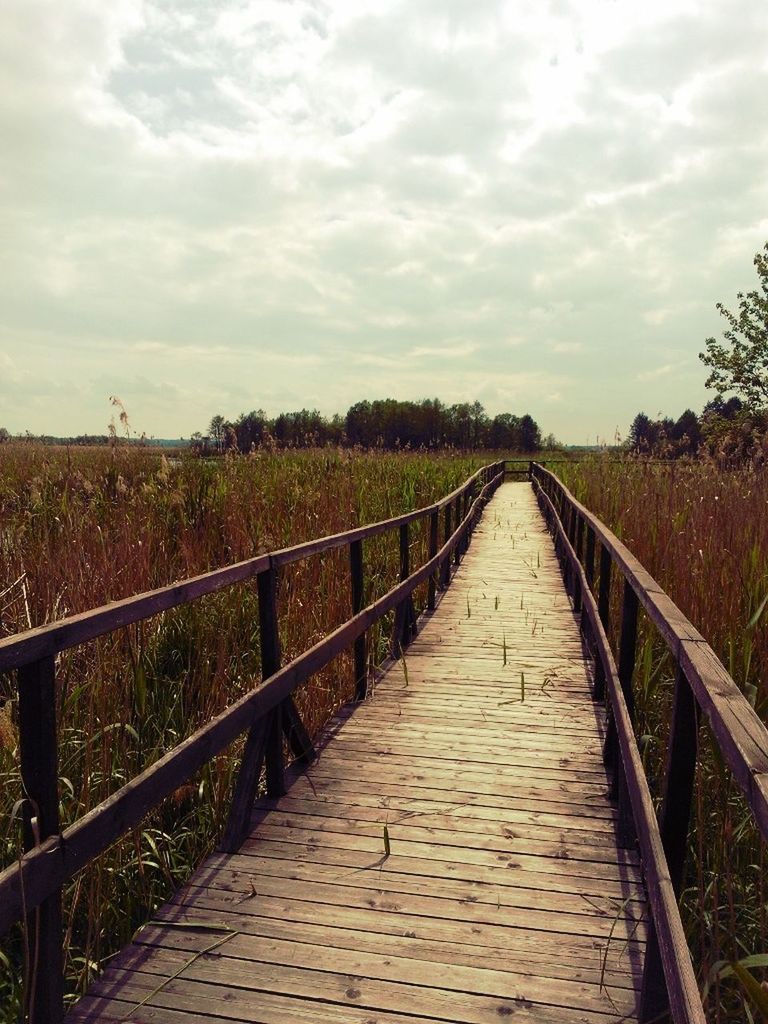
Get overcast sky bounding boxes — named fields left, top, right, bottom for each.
left=1, top=0, right=767, bottom=443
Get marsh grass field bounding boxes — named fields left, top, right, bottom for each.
left=557, top=458, right=768, bottom=1021
left=0, top=445, right=767, bottom=1021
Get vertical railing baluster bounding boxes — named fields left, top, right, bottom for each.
left=428, top=509, right=439, bottom=610
left=572, top=514, right=583, bottom=616
left=350, top=538, right=367, bottom=699
left=585, top=525, right=596, bottom=589
left=258, top=565, right=284, bottom=797
left=453, top=497, right=461, bottom=566
left=598, top=546, right=612, bottom=629
left=392, top=522, right=415, bottom=655
left=18, top=655, right=64, bottom=1024
left=639, top=663, right=700, bottom=1022
left=607, top=580, right=639, bottom=847
left=442, top=502, right=452, bottom=586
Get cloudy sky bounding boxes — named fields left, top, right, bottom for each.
left=1, top=0, right=767, bottom=443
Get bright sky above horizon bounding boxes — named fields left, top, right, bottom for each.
left=1, top=1, right=767, bottom=443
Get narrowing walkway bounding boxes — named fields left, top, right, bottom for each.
left=71, top=483, right=645, bottom=1023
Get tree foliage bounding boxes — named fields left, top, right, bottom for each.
left=700, top=242, right=768, bottom=409
left=203, top=398, right=546, bottom=453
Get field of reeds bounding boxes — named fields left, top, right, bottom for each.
left=2, top=447, right=766, bottom=1022
left=0, top=444, right=488, bottom=1019
left=556, top=457, right=768, bottom=1022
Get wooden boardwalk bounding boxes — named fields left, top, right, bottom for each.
left=71, top=482, right=646, bottom=1024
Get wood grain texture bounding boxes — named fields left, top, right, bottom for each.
left=67, top=483, right=645, bottom=1023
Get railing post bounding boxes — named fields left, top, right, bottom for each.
left=18, top=655, right=64, bottom=1024
left=428, top=509, right=439, bottom=610
left=453, top=498, right=461, bottom=566
left=598, top=545, right=611, bottom=628
left=465, top=482, right=476, bottom=549
left=461, top=488, right=470, bottom=554
left=350, top=538, right=367, bottom=699
left=441, top=502, right=452, bottom=586
left=639, top=663, right=701, bottom=1022
left=606, top=580, right=639, bottom=847
left=258, top=566, right=285, bottom=797
left=392, top=522, right=416, bottom=655
left=585, top=525, right=596, bottom=588
left=575, top=513, right=584, bottom=562
left=562, top=502, right=573, bottom=593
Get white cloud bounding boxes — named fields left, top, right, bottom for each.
left=0, top=0, right=766, bottom=441
left=637, top=363, right=677, bottom=382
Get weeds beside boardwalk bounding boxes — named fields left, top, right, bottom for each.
left=0, top=444, right=485, bottom=1018
left=558, top=457, right=768, bottom=1022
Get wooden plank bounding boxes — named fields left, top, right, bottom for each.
left=147, top=903, right=642, bottom=988
left=250, top=808, right=640, bottom=880
left=129, top=924, right=638, bottom=1016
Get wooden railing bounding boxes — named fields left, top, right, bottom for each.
left=530, top=462, right=768, bottom=1024
left=0, top=461, right=505, bottom=1023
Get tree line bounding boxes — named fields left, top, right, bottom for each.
left=201, top=399, right=548, bottom=453
left=626, top=396, right=762, bottom=458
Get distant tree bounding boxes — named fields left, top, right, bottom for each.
left=629, top=412, right=654, bottom=452
left=702, top=394, right=743, bottom=420
left=519, top=414, right=541, bottom=452
left=234, top=409, right=268, bottom=452
left=700, top=242, right=768, bottom=409
left=671, top=409, right=701, bottom=455
left=0, top=427, right=10, bottom=443
left=209, top=414, right=227, bottom=452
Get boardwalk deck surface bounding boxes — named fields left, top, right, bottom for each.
left=71, top=483, right=645, bottom=1024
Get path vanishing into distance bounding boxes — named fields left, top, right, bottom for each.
left=70, top=482, right=645, bottom=1024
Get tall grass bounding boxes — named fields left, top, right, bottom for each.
left=0, top=444, right=485, bottom=1019
left=557, top=457, right=768, bottom=1022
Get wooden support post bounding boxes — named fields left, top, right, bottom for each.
left=562, top=504, right=572, bottom=593
left=264, top=704, right=284, bottom=797
left=453, top=498, right=461, bottom=566
left=598, top=545, right=612, bottom=626
left=281, top=694, right=316, bottom=764
left=639, top=664, right=700, bottom=1022
left=220, top=714, right=269, bottom=852
left=465, top=483, right=476, bottom=548
left=608, top=581, right=639, bottom=845
left=18, top=655, right=64, bottom=1024
left=223, top=563, right=286, bottom=848
left=427, top=509, right=439, bottom=610
left=585, top=526, right=596, bottom=588
left=257, top=567, right=284, bottom=796
left=566, top=504, right=576, bottom=546
left=392, top=522, right=415, bottom=655
left=441, top=503, right=452, bottom=586
left=350, top=539, right=367, bottom=699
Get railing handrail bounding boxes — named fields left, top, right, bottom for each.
left=530, top=462, right=768, bottom=838
left=0, top=463, right=494, bottom=673
left=530, top=461, right=768, bottom=1024
left=0, top=461, right=506, bottom=1024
